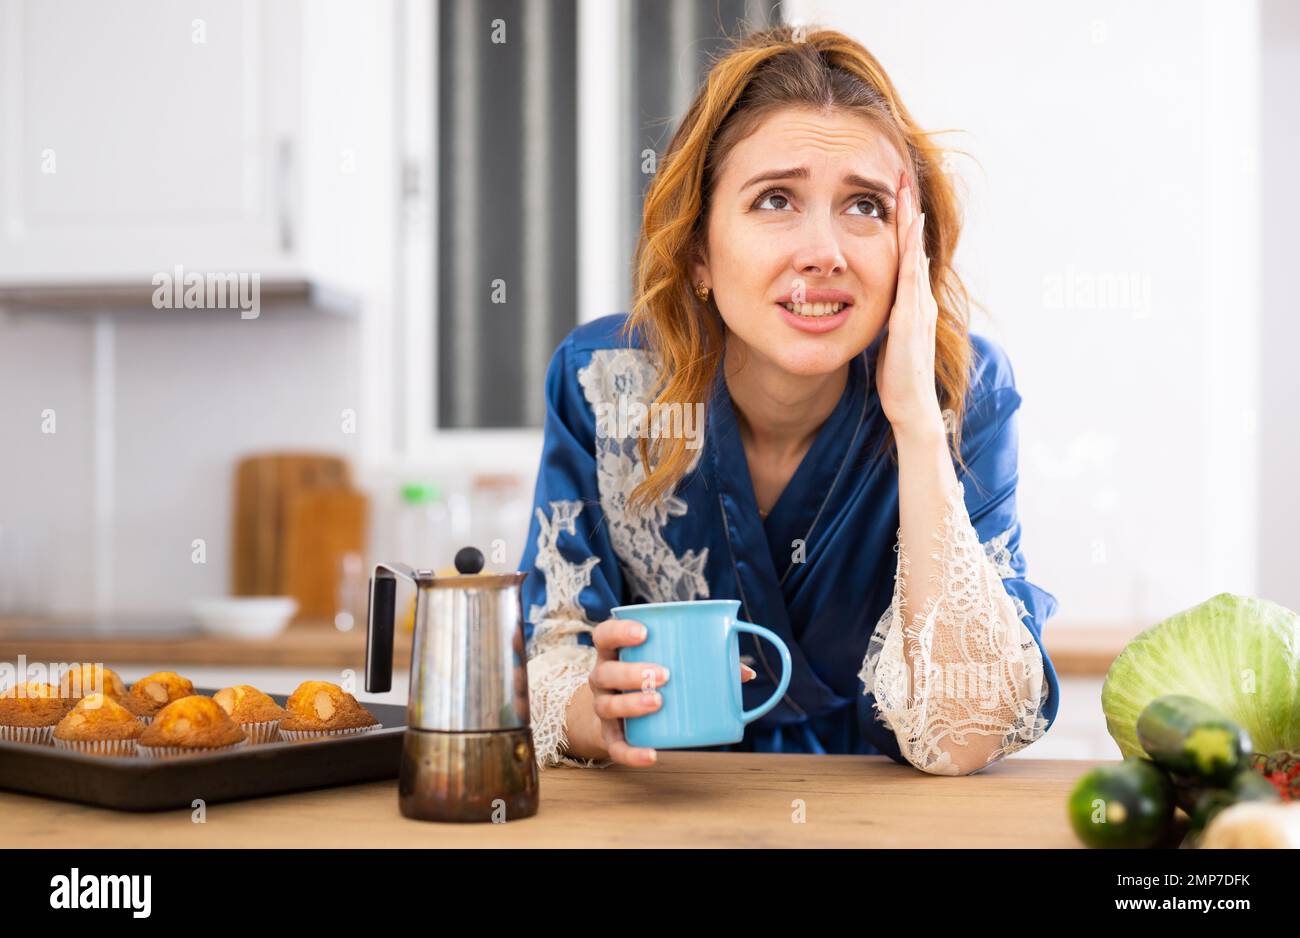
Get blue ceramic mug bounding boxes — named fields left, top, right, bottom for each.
left=611, top=599, right=792, bottom=749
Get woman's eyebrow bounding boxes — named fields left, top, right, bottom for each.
left=740, top=167, right=896, bottom=199
left=843, top=174, right=896, bottom=201
left=741, top=167, right=811, bottom=190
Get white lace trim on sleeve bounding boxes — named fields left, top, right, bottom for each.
left=525, top=349, right=716, bottom=769
left=527, top=641, right=612, bottom=769
left=526, top=498, right=612, bottom=769
left=577, top=348, right=710, bottom=604
left=858, top=481, right=1050, bottom=776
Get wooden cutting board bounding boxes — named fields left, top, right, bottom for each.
left=231, top=453, right=354, bottom=599
left=280, top=488, right=369, bottom=621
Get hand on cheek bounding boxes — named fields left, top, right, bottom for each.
left=875, top=168, right=944, bottom=439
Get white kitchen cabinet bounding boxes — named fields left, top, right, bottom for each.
left=0, top=0, right=303, bottom=281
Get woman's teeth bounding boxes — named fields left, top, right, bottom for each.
left=780, top=301, right=846, bottom=317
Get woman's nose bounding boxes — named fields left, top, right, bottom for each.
left=792, top=218, right=847, bottom=277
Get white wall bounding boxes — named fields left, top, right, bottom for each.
left=1258, top=0, right=1300, bottom=613
left=0, top=307, right=362, bottom=617
left=787, top=0, right=1263, bottom=629
left=0, top=315, right=95, bottom=614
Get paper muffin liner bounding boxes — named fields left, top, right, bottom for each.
left=240, top=719, right=282, bottom=744
left=137, top=737, right=250, bottom=760
left=0, top=724, right=56, bottom=746
left=52, top=736, right=139, bottom=757
left=279, top=724, right=381, bottom=742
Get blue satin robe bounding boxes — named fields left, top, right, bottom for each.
left=518, top=313, right=1061, bottom=766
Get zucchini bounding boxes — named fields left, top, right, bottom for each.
left=1068, top=757, right=1175, bottom=849
left=1136, top=694, right=1252, bottom=785
left=1188, top=767, right=1281, bottom=835
left=1166, top=770, right=1205, bottom=814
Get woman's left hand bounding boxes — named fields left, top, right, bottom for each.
left=875, top=169, right=946, bottom=441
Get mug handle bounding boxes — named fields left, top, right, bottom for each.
left=729, top=620, right=792, bottom=724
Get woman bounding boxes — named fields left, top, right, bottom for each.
left=519, top=25, right=1059, bottom=776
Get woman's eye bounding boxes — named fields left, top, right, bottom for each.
left=752, top=189, right=888, bottom=219
left=847, top=196, right=885, bottom=219
left=754, top=189, right=791, bottom=211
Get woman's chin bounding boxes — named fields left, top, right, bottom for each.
left=757, top=337, right=859, bottom=377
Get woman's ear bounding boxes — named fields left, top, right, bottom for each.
left=689, top=247, right=710, bottom=292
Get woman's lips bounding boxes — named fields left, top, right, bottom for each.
left=776, top=302, right=853, bottom=334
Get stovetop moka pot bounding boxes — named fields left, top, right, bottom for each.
left=365, top=546, right=538, bottom=822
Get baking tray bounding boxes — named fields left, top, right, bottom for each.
left=0, top=688, right=406, bottom=812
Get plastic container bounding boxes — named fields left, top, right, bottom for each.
left=468, top=474, right=531, bottom=572
left=396, top=482, right=451, bottom=572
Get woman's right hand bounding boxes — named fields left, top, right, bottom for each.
left=568, top=617, right=757, bottom=767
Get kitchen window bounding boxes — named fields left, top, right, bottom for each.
left=399, top=0, right=782, bottom=466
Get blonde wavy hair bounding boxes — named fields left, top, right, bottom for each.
left=622, top=23, right=974, bottom=516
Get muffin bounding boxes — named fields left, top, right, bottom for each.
left=213, top=684, right=287, bottom=743
left=280, top=681, right=380, bottom=741
left=58, top=663, right=129, bottom=705
left=138, top=695, right=248, bottom=758
left=0, top=681, right=71, bottom=745
left=126, top=671, right=195, bottom=724
left=52, top=693, right=144, bottom=756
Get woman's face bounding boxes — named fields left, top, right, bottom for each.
left=693, top=106, right=909, bottom=377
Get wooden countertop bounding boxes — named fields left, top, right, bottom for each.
left=1044, top=626, right=1135, bottom=677
left=0, top=618, right=1125, bottom=676
left=0, top=752, right=1094, bottom=848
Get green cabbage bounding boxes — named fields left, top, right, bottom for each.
left=1102, top=593, right=1300, bottom=758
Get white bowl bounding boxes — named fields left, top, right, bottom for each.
left=190, top=597, right=298, bottom=639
